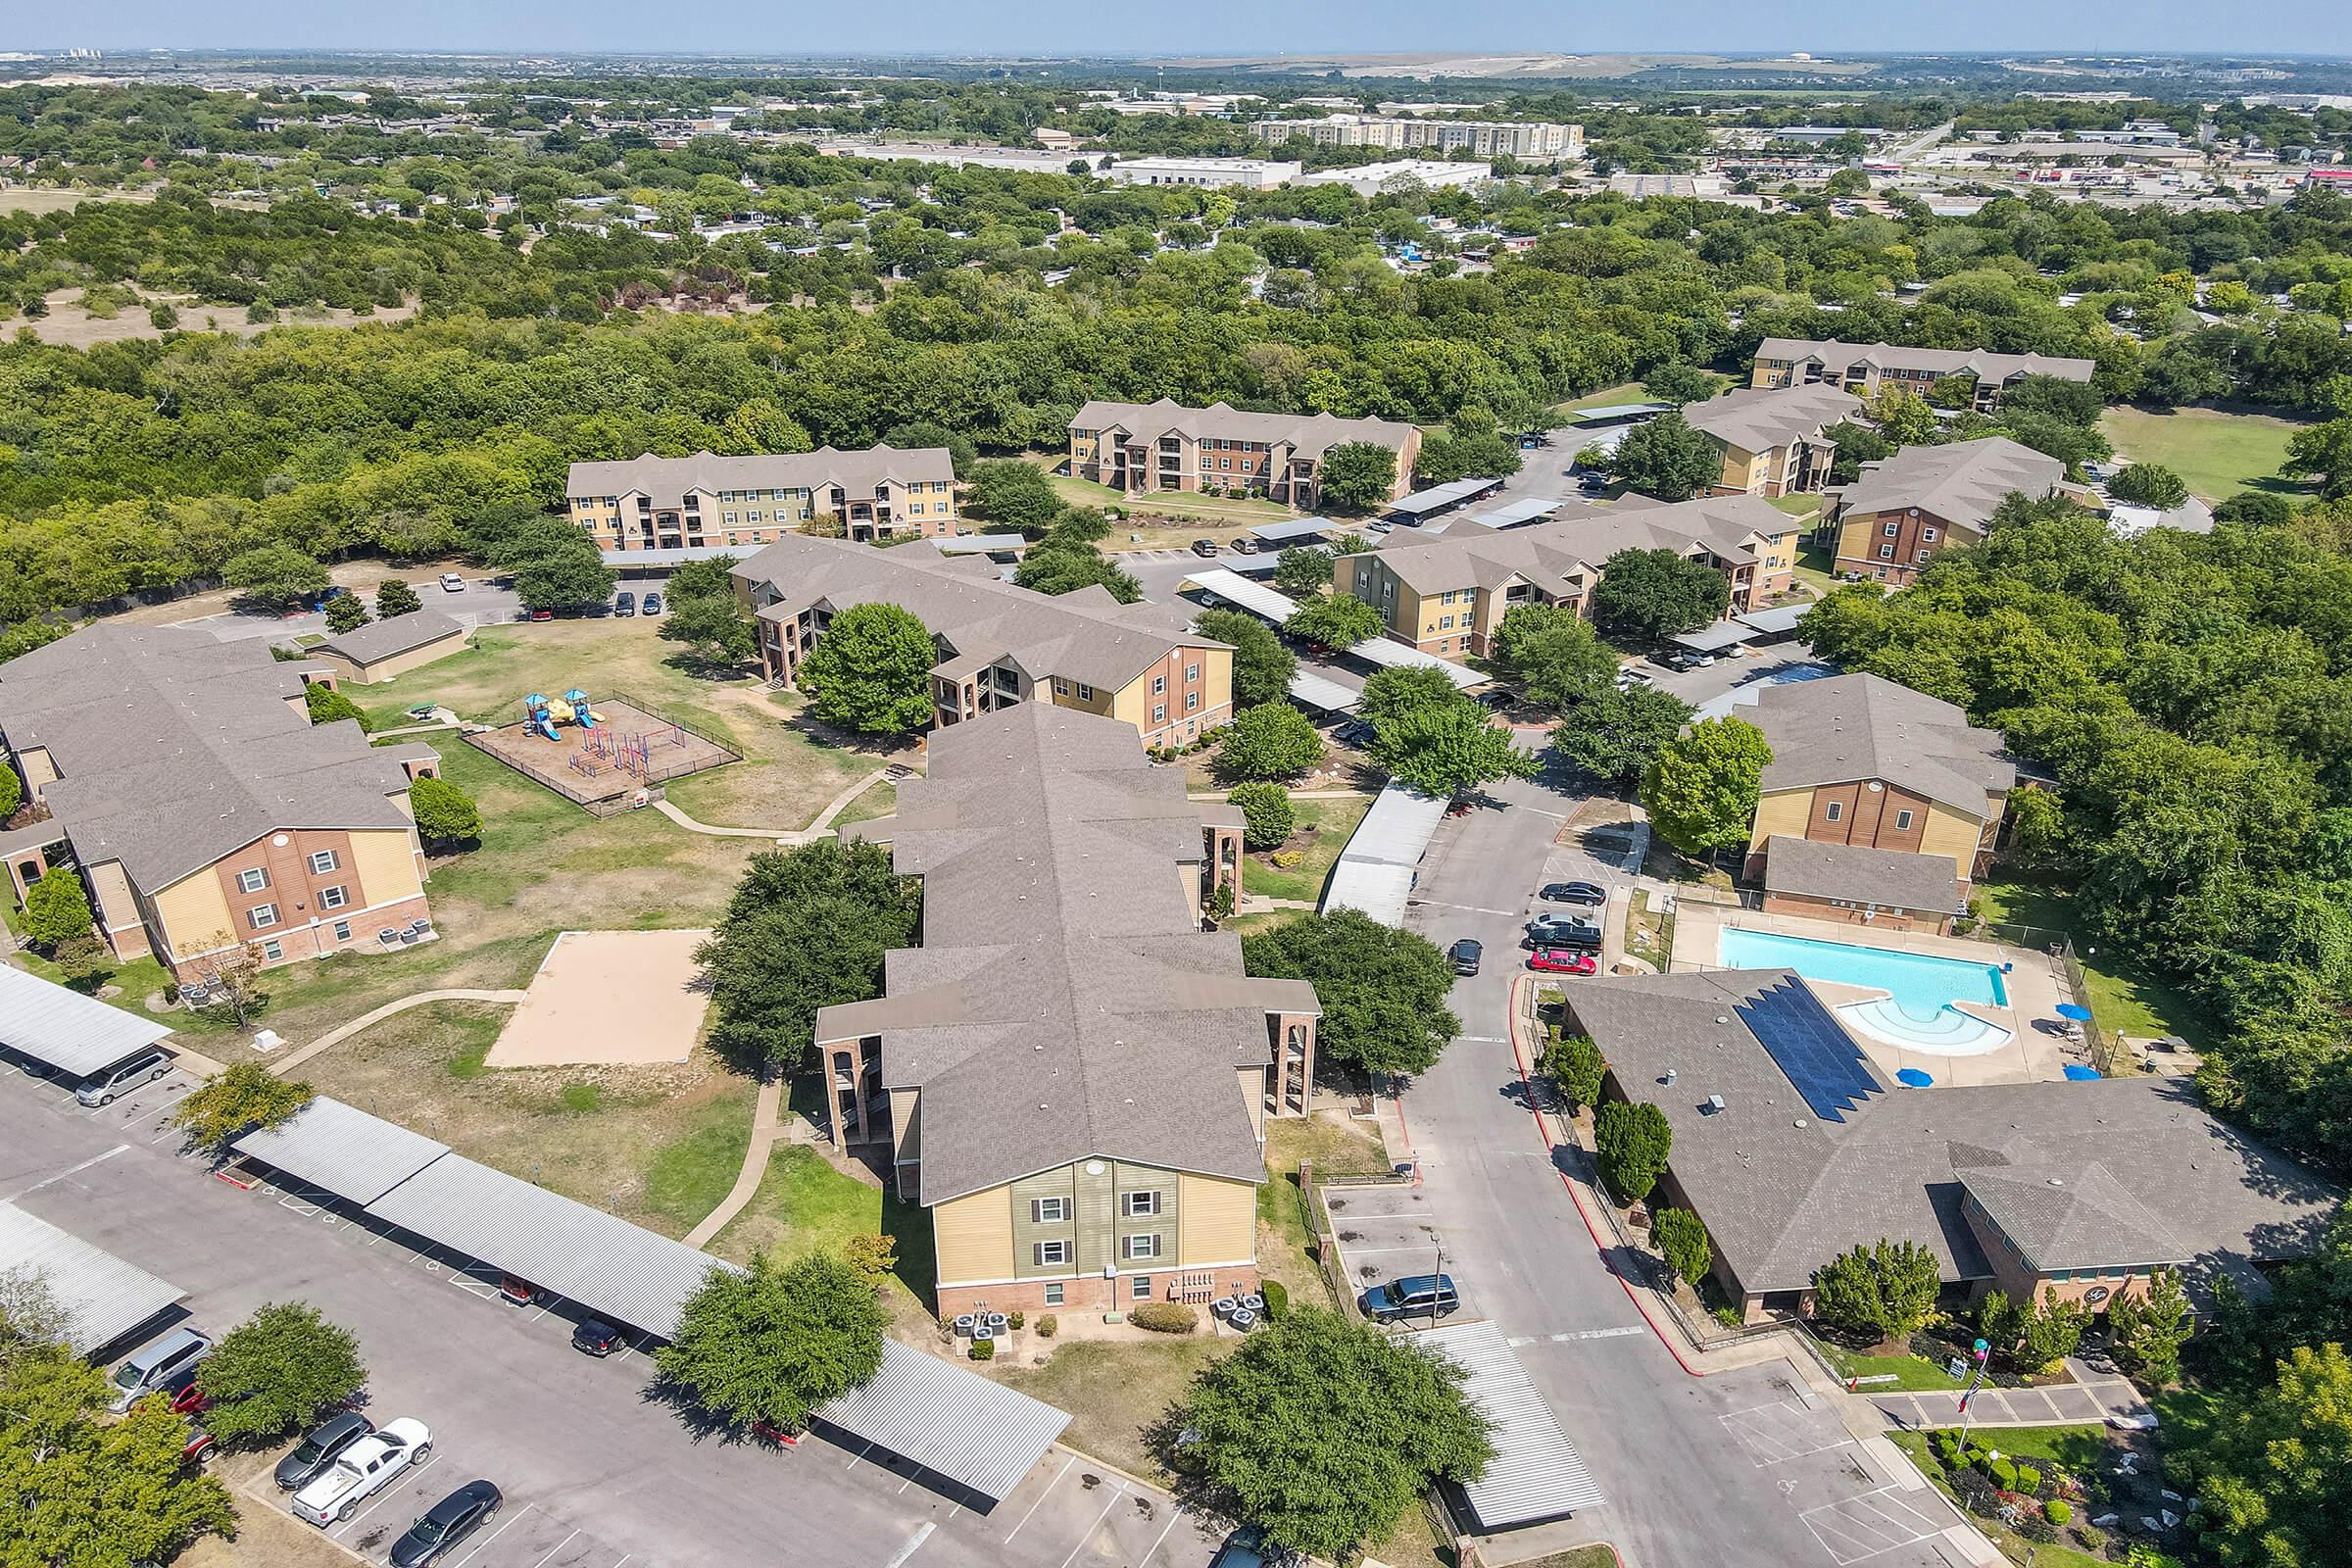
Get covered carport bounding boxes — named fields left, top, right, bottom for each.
left=1346, top=637, right=1485, bottom=691
left=1288, top=668, right=1363, bottom=715
left=1246, top=516, right=1344, bottom=548
left=1733, top=602, right=1812, bottom=644
left=1322, top=782, right=1449, bottom=927
left=0, top=1200, right=185, bottom=1354
left=932, top=532, right=1031, bottom=557
left=1406, top=1319, right=1605, bottom=1533
left=1384, top=476, right=1505, bottom=524
left=0, top=962, right=175, bottom=1085
left=1667, top=618, right=1762, bottom=658
left=1179, top=566, right=1298, bottom=626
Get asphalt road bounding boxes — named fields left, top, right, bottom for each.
left=0, top=1057, right=1226, bottom=1568
left=1390, top=746, right=1970, bottom=1568
left=179, top=578, right=526, bottom=645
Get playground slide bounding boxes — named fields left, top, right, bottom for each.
left=530, top=712, right=560, bottom=742
left=565, top=689, right=598, bottom=729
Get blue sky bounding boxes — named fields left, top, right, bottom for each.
left=23, top=2, right=2352, bottom=59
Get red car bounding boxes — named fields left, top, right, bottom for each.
left=1527, top=949, right=1597, bottom=976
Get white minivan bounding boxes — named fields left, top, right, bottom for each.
left=110, top=1327, right=212, bottom=1412
left=76, top=1048, right=172, bottom=1106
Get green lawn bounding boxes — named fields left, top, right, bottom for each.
left=1554, top=382, right=1649, bottom=415
left=993, top=1338, right=1229, bottom=1481
left=1886, top=1427, right=2122, bottom=1568
left=1975, top=876, right=2213, bottom=1050
left=1241, top=795, right=1373, bottom=903
left=2099, top=403, right=2319, bottom=505
left=708, top=1143, right=937, bottom=1304
left=1818, top=1339, right=1978, bottom=1393
left=1036, top=461, right=1300, bottom=531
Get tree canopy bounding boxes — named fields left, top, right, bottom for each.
left=196, top=1301, right=368, bottom=1446
left=1813, top=1240, right=1943, bottom=1344
left=1486, top=601, right=1620, bottom=710
left=1590, top=547, right=1733, bottom=642
left=170, top=1062, right=312, bottom=1154
left=1283, top=592, right=1384, bottom=651
left=655, top=1250, right=886, bottom=1436
left=1243, top=909, right=1461, bottom=1077
left=1318, top=442, right=1399, bottom=514
left=1367, top=702, right=1539, bottom=799
left=1607, top=411, right=1724, bottom=501
left=1194, top=609, right=1296, bottom=708
left=1552, top=681, right=1693, bottom=786
left=1212, top=702, right=1326, bottom=784
left=1642, top=715, right=1771, bottom=858
left=797, top=602, right=937, bottom=735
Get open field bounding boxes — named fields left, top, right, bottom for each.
left=1975, top=876, right=2213, bottom=1049
left=2099, top=403, right=2317, bottom=504
left=4, top=284, right=417, bottom=348
left=707, top=1143, right=937, bottom=1308
left=1241, top=794, right=1374, bottom=903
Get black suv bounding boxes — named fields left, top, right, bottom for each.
left=1358, top=1274, right=1461, bottom=1324
left=273, top=1411, right=373, bottom=1491
left=1526, top=914, right=1603, bottom=951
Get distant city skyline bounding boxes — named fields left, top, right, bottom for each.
left=15, top=2, right=2352, bottom=61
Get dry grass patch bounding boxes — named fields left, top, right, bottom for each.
left=991, top=1338, right=1231, bottom=1481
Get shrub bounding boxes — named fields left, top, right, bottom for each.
left=1228, top=781, right=1297, bottom=852
left=2016, top=1513, right=2058, bottom=1544
left=1270, top=849, right=1305, bottom=868
left=1036, top=1314, right=1057, bottom=1339
left=1652, top=1206, right=1712, bottom=1288
left=1592, top=1100, right=1672, bottom=1203
left=969, top=1339, right=995, bottom=1361
left=1006, top=1310, right=1025, bottom=1330
left=1931, top=1431, right=1960, bottom=1464
left=2015, top=1465, right=2042, bottom=1494
left=1949, top=1467, right=1998, bottom=1516
left=1260, top=1280, right=1290, bottom=1321
left=1988, top=1457, right=2019, bottom=1492
left=2045, top=1499, right=2072, bottom=1526
left=1130, top=1301, right=1198, bottom=1335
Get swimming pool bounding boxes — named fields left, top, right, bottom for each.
left=1717, top=927, right=2014, bottom=1055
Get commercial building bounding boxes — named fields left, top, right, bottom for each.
left=1251, top=115, right=1583, bottom=161
left=1295, top=160, right=1494, bottom=197
left=311, top=610, right=469, bottom=685
left=565, top=446, right=960, bottom=551
left=1681, top=383, right=1862, bottom=498
left=1741, top=672, right=2016, bottom=925
left=730, top=534, right=1234, bottom=751
left=1750, top=339, right=2096, bottom=413
left=1069, top=398, right=1420, bottom=511
left=813, top=704, right=1320, bottom=1318
left=1106, top=156, right=1300, bottom=189
left=1828, top=436, right=2070, bottom=585
left=1338, top=495, right=1801, bottom=657
left=0, top=626, right=439, bottom=981
left=1563, top=969, right=2340, bottom=1322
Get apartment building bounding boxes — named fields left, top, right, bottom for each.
left=564, top=446, right=959, bottom=551
left=1338, top=495, right=1800, bottom=657
left=1681, top=383, right=1861, bottom=498
left=1251, top=115, right=1584, bottom=161
left=812, top=703, right=1320, bottom=1318
left=1750, top=338, right=2096, bottom=412
left=0, top=627, right=440, bottom=982
left=1069, top=399, right=1420, bottom=512
left=1741, top=672, right=2017, bottom=930
left=1828, top=436, right=2070, bottom=586
left=731, top=534, right=1234, bottom=752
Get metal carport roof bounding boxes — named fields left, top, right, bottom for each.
left=1466, top=497, right=1568, bottom=530
left=1247, top=516, right=1343, bottom=545
left=815, top=1340, right=1070, bottom=1505
left=931, top=533, right=1030, bottom=555
left=232, top=1096, right=450, bottom=1205
left=1669, top=618, right=1760, bottom=654
left=0, top=963, right=175, bottom=1079
left=1385, top=476, right=1502, bottom=518
left=1181, top=567, right=1300, bottom=626
left=1734, top=602, right=1811, bottom=637
left=1288, top=669, right=1362, bottom=713
left=0, top=1200, right=185, bottom=1354
left=1407, top=1319, right=1605, bottom=1528
left=1322, top=782, right=1448, bottom=927
left=1346, top=637, right=1485, bottom=691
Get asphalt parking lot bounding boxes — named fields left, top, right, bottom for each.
left=1321, top=1182, right=1450, bottom=1313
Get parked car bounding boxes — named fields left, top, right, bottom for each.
left=1229, top=536, right=1260, bottom=555
left=641, top=593, right=662, bottom=615
left=1662, top=648, right=1715, bottom=671
left=389, top=1480, right=502, bottom=1567
left=275, top=1411, right=376, bottom=1492
left=438, top=573, right=466, bottom=593
left=1358, top=1273, right=1461, bottom=1324
left=1210, top=1527, right=1281, bottom=1568
left=1615, top=666, right=1652, bottom=688
left=1527, top=949, right=1598, bottom=976
left=1541, top=880, right=1607, bottom=906
left=1525, top=914, right=1603, bottom=950
left=1191, top=538, right=1220, bottom=557
left=613, top=591, right=636, bottom=617
left=110, top=1328, right=212, bottom=1413
left=76, top=1048, right=172, bottom=1106
left=290, top=1417, right=432, bottom=1526
left=528, top=609, right=553, bottom=622
left=181, top=1420, right=218, bottom=1466
left=1447, top=938, right=1482, bottom=977
left=1333, top=719, right=1378, bottom=749
left=570, top=1319, right=624, bottom=1357
left=157, top=1362, right=212, bottom=1415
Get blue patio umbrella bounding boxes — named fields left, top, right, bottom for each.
left=1895, top=1067, right=1935, bottom=1088
left=2055, top=1003, right=2094, bottom=1022
left=2063, top=1064, right=2102, bottom=1081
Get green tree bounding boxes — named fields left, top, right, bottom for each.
left=1167, top=1307, right=1493, bottom=1563
left=655, top=1250, right=885, bottom=1435
left=304, top=681, right=373, bottom=730
left=1642, top=716, right=1768, bottom=858
left=1227, top=782, right=1295, bottom=852
left=491, top=518, right=617, bottom=612
left=964, top=460, right=1065, bottom=535
left=1652, top=1206, right=1712, bottom=1288
left=1317, top=442, right=1399, bottom=515
left=1195, top=609, right=1296, bottom=707
left=2104, top=1268, right=2190, bottom=1385
left=2180, top=1343, right=2352, bottom=1568
left=1814, top=1240, right=1942, bottom=1344
left=660, top=591, right=758, bottom=665
left=1643, top=365, right=1719, bottom=405
left=0, top=1268, right=73, bottom=1356
left=1591, top=548, right=1732, bottom=642
left=1212, top=703, right=1327, bottom=783
left=1487, top=602, right=1618, bottom=710
left=224, top=544, right=330, bottom=606
left=665, top=556, right=743, bottom=603
left=1243, top=909, right=1460, bottom=1078
left=322, top=594, right=369, bottom=634
left=1355, top=665, right=1467, bottom=728
left=1593, top=1101, right=1672, bottom=1203
left=881, top=420, right=977, bottom=476
left=22, top=867, right=92, bottom=949
left=1825, top=419, right=1895, bottom=485
left=1367, top=703, right=1539, bottom=799
left=1607, top=411, right=1724, bottom=501
left=798, top=603, right=937, bottom=734
left=1551, top=682, right=1692, bottom=786
left=1980, top=1288, right=2087, bottom=1376
left=196, top=1301, right=367, bottom=1446
left=1539, top=1031, right=1605, bottom=1113
left=717, top=397, right=814, bottom=456
left=1272, top=546, right=1336, bottom=599
left=1283, top=593, right=1383, bottom=650
left=0, top=762, right=21, bottom=821
left=170, top=1062, right=312, bottom=1154
left=2282, top=417, right=2352, bottom=499
left=408, top=773, right=482, bottom=847
left=695, top=839, right=922, bottom=1069
left=374, top=578, right=423, bottom=617
left=1011, top=541, right=1142, bottom=602
left=2109, top=463, right=2189, bottom=511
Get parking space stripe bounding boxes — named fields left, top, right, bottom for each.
left=447, top=1502, right=533, bottom=1568
left=2, top=1143, right=127, bottom=1201
left=526, top=1528, right=581, bottom=1568
left=1056, top=1480, right=1128, bottom=1568
left=1002, top=1454, right=1074, bottom=1544
left=332, top=1450, right=437, bottom=1537
left=1136, top=1503, right=1186, bottom=1566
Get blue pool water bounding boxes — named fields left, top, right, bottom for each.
left=1717, top=927, right=2008, bottom=1022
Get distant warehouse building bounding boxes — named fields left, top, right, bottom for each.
left=1106, top=156, right=1300, bottom=189
left=1253, top=115, right=1583, bottom=161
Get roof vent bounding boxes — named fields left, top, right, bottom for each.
left=1663, top=1067, right=1679, bottom=1086
left=1794, top=1117, right=1809, bottom=1129
left=1704, top=1094, right=1727, bottom=1114
left=1716, top=1015, right=1730, bottom=1025
left=2047, top=1177, right=2065, bottom=1187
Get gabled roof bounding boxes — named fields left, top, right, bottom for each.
left=1365, top=495, right=1795, bottom=598
left=1748, top=672, right=2016, bottom=820
left=565, top=444, right=955, bottom=506
left=1834, top=436, right=2065, bottom=535
left=815, top=705, right=1315, bottom=1204
left=1753, top=338, right=2097, bottom=384
left=1957, top=1158, right=2186, bottom=1273
left=1070, top=397, right=1415, bottom=462
left=0, top=625, right=421, bottom=889
left=316, top=609, right=466, bottom=663
left=1681, top=383, right=1861, bottom=455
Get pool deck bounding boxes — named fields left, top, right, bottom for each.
left=1667, top=902, right=2075, bottom=1086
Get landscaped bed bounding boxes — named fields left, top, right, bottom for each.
left=1243, top=795, right=1374, bottom=904
left=1891, top=1422, right=2170, bottom=1568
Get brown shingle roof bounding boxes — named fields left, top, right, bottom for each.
left=1366, top=495, right=1795, bottom=598
left=1071, top=398, right=1414, bottom=462
left=1752, top=338, right=2097, bottom=385
left=565, top=444, right=954, bottom=508
left=1748, top=672, right=2016, bottom=820
left=1763, top=836, right=1964, bottom=914
left=1681, top=383, right=1861, bottom=454
left=315, top=610, right=466, bottom=663
left=1834, top=437, right=2065, bottom=535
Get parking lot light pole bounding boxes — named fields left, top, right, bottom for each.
left=1430, top=1232, right=1445, bottom=1326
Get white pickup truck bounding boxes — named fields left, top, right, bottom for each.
left=290, top=1417, right=432, bottom=1526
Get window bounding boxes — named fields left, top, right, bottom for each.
left=1054, top=679, right=1069, bottom=696
left=1883, top=521, right=1898, bottom=538
left=1894, top=809, right=1914, bottom=830
left=1922, top=527, right=1938, bottom=542
left=237, top=868, right=270, bottom=895
left=1152, top=705, right=1166, bottom=725
left=260, top=940, right=282, bottom=960
left=1132, top=1274, right=1152, bottom=1299
left=1124, top=1191, right=1161, bottom=1217
left=1076, top=684, right=1093, bottom=702
left=1185, top=662, right=1200, bottom=683
left=1879, top=545, right=1894, bottom=560
left=319, top=885, right=349, bottom=910
left=1033, top=1240, right=1070, bottom=1267
left=1153, top=674, right=1165, bottom=695
left=1185, top=692, right=1200, bottom=713
left=331, top=920, right=352, bottom=943
left=1043, top=1283, right=1064, bottom=1306
left=1123, top=1234, right=1162, bottom=1260
left=1824, top=802, right=1844, bottom=823
left=1030, top=1197, right=1067, bottom=1224
left=249, top=903, right=280, bottom=930
left=309, top=849, right=339, bottom=875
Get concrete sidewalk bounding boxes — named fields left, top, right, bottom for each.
left=1871, top=1374, right=2147, bottom=1432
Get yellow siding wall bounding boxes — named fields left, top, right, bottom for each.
left=1177, top=1173, right=1257, bottom=1264
left=1054, top=681, right=1115, bottom=717
left=349, top=827, right=425, bottom=906
left=1921, top=802, right=1988, bottom=866
left=934, top=1188, right=1016, bottom=1286
left=1719, top=444, right=1762, bottom=491
left=1748, top=789, right=1814, bottom=854
left=151, top=870, right=235, bottom=956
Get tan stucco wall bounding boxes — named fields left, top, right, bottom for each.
left=150, top=867, right=235, bottom=956
left=327, top=632, right=466, bottom=685
left=1177, top=1172, right=1256, bottom=1264
left=349, top=826, right=426, bottom=906
left=1748, top=788, right=1815, bottom=854
left=933, top=1187, right=1018, bottom=1287
left=1920, top=802, right=1988, bottom=867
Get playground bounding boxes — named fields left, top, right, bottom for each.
left=485, top=928, right=715, bottom=1068
left=464, top=691, right=741, bottom=810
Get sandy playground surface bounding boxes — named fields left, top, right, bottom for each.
left=486, top=929, right=714, bottom=1068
